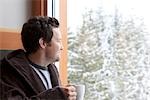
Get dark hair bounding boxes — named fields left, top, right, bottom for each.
left=21, top=16, right=59, bottom=54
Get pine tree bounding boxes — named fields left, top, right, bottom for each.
left=68, top=8, right=150, bottom=100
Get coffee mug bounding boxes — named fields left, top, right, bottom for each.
left=74, top=84, right=85, bottom=100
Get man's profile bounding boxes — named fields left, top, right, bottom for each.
left=0, top=16, right=76, bottom=100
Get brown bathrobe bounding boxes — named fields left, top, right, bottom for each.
left=0, top=49, right=67, bottom=100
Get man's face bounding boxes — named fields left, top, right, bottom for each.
left=45, top=28, right=63, bottom=62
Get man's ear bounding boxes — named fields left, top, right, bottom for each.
left=39, top=38, right=46, bottom=49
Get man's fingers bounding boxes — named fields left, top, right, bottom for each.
left=68, top=90, right=77, bottom=96
left=68, top=96, right=76, bottom=100
left=61, top=85, right=77, bottom=100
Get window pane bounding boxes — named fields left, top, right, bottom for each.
left=48, top=0, right=59, bottom=19
left=67, top=0, right=150, bottom=99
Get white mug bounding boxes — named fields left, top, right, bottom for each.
left=75, top=85, right=85, bottom=100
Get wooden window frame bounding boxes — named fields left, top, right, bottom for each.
left=32, top=0, right=47, bottom=16
left=59, top=0, right=68, bottom=85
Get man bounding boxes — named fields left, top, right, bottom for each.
left=0, top=16, right=77, bottom=100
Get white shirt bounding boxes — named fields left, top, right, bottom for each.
left=30, top=64, right=52, bottom=89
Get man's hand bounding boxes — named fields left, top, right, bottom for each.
left=62, top=85, right=77, bottom=100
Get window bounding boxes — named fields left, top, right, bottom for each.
left=67, top=0, right=150, bottom=99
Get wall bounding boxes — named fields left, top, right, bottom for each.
left=0, top=0, right=32, bottom=29
left=0, top=0, right=32, bottom=59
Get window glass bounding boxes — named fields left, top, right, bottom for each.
left=48, top=0, right=59, bottom=19
left=67, top=0, right=150, bottom=99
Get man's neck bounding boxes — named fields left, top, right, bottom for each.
left=27, top=51, right=50, bottom=67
